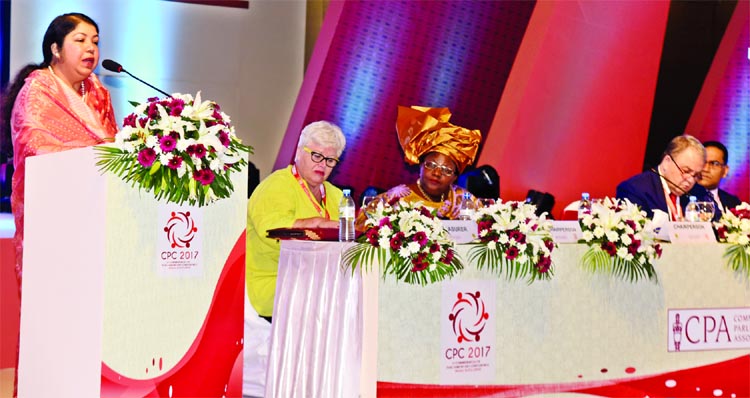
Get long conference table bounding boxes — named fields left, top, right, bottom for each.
left=266, top=241, right=750, bottom=398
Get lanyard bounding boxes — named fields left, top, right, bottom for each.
left=291, top=165, right=329, bottom=219
left=664, top=188, right=682, bottom=221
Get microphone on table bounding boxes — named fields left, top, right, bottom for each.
left=101, top=59, right=171, bottom=98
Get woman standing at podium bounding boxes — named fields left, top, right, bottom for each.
left=0, top=12, right=118, bottom=290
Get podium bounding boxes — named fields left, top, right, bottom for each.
left=17, top=146, right=246, bottom=397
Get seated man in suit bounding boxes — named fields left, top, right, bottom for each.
left=693, top=140, right=742, bottom=215
left=616, top=134, right=708, bottom=220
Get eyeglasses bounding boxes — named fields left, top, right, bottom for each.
left=668, top=155, right=701, bottom=180
left=303, top=147, right=339, bottom=168
left=706, top=160, right=726, bottom=168
left=423, top=160, right=456, bottom=177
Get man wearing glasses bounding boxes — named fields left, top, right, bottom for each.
left=693, top=141, right=741, bottom=215
left=616, top=134, right=709, bottom=220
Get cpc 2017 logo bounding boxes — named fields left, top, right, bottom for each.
left=449, top=291, right=489, bottom=343
left=164, top=211, right=198, bottom=248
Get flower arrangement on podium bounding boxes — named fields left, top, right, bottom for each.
left=578, top=197, right=662, bottom=282
left=96, top=92, right=252, bottom=206
left=466, top=200, right=555, bottom=283
left=713, top=202, right=750, bottom=279
left=343, top=199, right=464, bottom=285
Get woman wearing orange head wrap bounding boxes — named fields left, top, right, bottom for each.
left=358, top=105, right=482, bottom=223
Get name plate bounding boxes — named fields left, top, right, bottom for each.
left=667, top=222, right=716, bottom=243
left=550, top=221, right=583, bottom=243
left=442, top=220, right=477, bottom=244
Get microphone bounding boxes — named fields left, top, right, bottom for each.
left=649, top=167, right=688, bottom=196
left=102, top=59, right=171, bottom=98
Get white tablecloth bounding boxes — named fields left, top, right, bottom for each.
left=266, top=241, right=365, bottom=397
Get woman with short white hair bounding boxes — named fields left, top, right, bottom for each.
left=243, top=120, right=346, bottom=397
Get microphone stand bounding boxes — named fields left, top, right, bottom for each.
left=120, top=69, right=171, bottom=98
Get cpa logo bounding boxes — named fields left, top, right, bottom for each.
left=164, top=211, right=198, bottom=248
left=448, top=291, right=489, bottom=343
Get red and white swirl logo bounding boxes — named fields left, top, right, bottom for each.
left=449, top=291, right=489, bottom=343
left=164, top=211, right=198, bottom=248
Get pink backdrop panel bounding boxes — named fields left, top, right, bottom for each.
left=478, top=1, right=671, bottom=219
left=686, top=0, right=749, bottom=203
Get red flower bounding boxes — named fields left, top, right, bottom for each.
left=166, top=156, right=183, bottom=170
left=411, top=252, right=429, bottom=272
left=601, top=241, right=617, bottom=257
left=505, top=246, right=519, bottom=260
left=365, top=228, right=380, bottom=246
left=441, top=248, right=454, bottom=264
left=536, top=256, right=551, bottom=273
left=413, top=231, right=428, bottom=246
left=389, top=232, right=405, bottom=251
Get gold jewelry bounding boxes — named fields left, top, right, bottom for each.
left=416, top=179, right=444, bottom=202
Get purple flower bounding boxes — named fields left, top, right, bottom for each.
left=123, top=113, right=137, bottom=128
left=429, top=243, right=440, bottom=253
left=159, top=135, right=177, bottom=152
left=193, top=169, right=215, bottom=185
left=147, top=97, right=160, bottom=102
left=138, top=117, right=149, bottom=128
left=147, top=102, right=159, bottom=119
left=441, top=248, right=455, bottom=264
left=166, top=156, right=183, bottom=170
left=169, top=98, right=185, bottom=116
left=413, top=231, right=428, bottom=246
left=212, top=109, right=223, bottom=122
left=186, top=144, right=207, bottom=159
left=218, top=131, right=231, bottom=147
left=378, top=217, right=391, bottom=228
left=137, top=148, right=157, bottom=167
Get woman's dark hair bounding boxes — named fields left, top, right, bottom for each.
left=0, top=12, right=98, bottom=160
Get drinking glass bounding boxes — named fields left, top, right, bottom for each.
left=697, top=201, right=715, bottom=222
left=361, top=195, right=382, bottom=219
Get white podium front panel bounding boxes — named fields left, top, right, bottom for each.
left=19, top=146, right=247, bottom=397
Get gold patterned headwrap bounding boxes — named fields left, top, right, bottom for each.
left=396, top=105, right=482, bottom=173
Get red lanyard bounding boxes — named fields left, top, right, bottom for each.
left=291, top=165, right=329, bottom=219
left=665, top=189, right=682, bottom=221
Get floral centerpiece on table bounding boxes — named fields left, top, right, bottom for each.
left=96, top=92, right=252, bottom=206
left=578, top=197, right=662, bottom=283
left=467, top=200, right=555, bottom=283
left=343, top=199, right=464, bottom=285
left=713, top=202, right=750, bottom=279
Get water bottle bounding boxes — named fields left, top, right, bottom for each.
left=458, top=192, right=477, bottom=220
left=684, top=195, right=699, bottom=222
left=338, top=189, right=356, bottom=241
left=578, top=192, right=592, bottom=219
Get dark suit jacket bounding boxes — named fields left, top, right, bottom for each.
left=616, top=170, right=711, bottom=219
left=718, top=189, right=742, bottom=211
left=688, top=185, right=743, bottom=219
